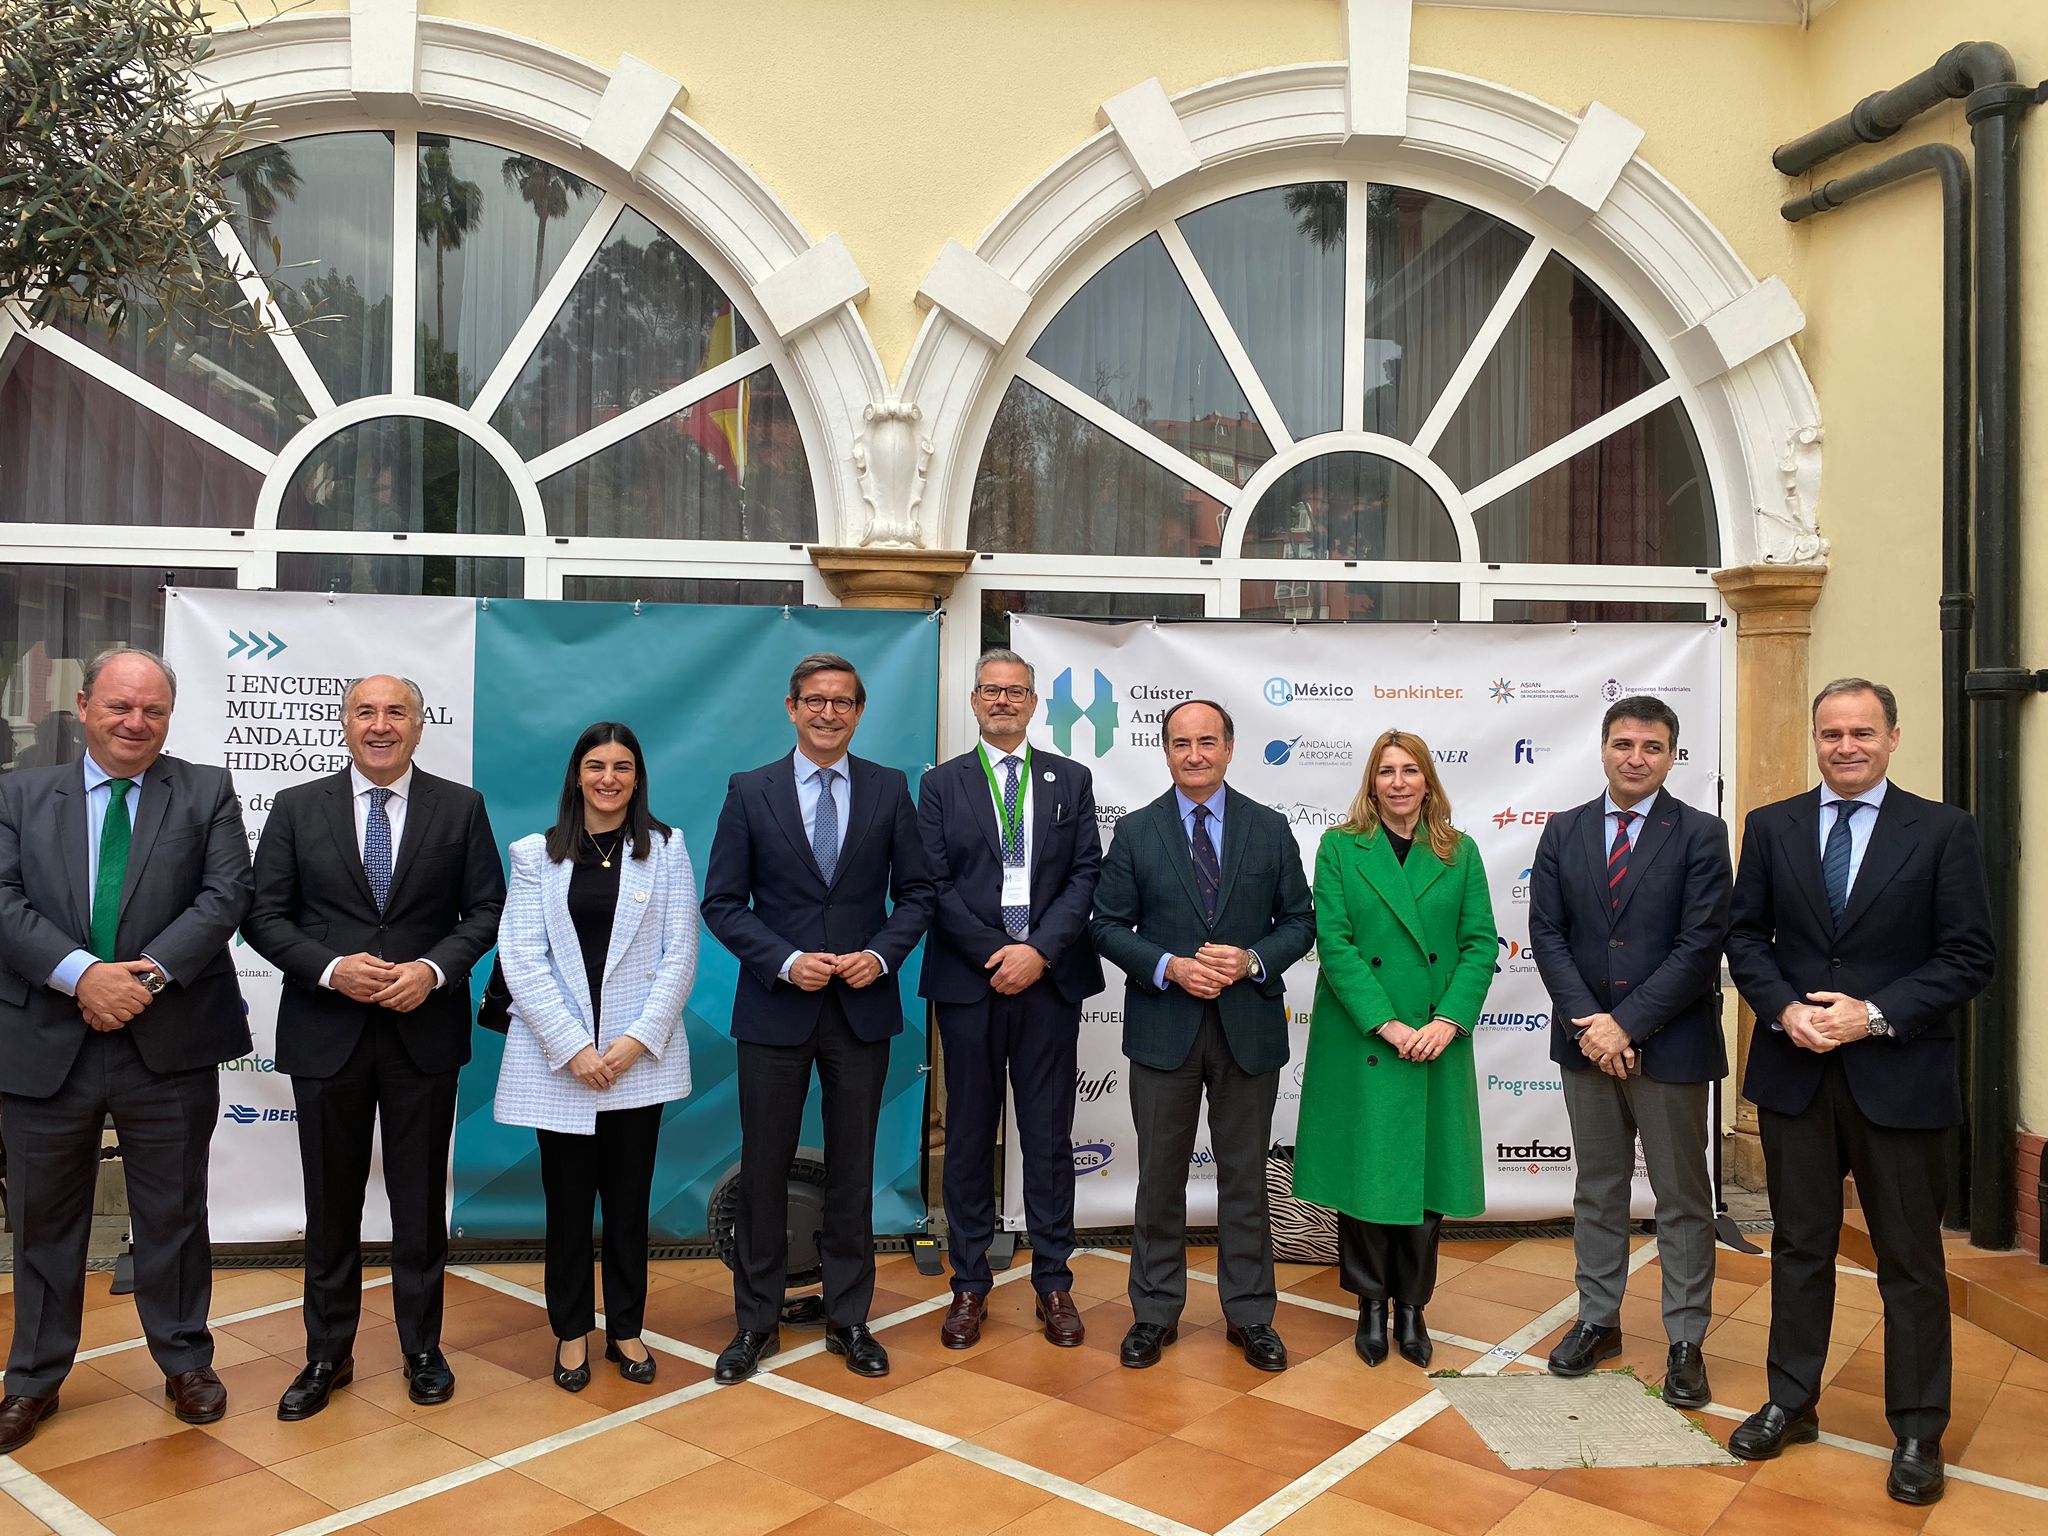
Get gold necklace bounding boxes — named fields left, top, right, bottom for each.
left=583, top=827, right=624, bottom=868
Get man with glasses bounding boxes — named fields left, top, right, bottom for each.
left=702, top=653, right=934, bottom=1383
left=917, top=649, right=1103, bottom=1349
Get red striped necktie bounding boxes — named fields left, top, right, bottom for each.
left=1608, top=809, right=1639, bottom=909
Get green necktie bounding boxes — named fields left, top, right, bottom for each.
left=91, top=778, right=135, bottom=961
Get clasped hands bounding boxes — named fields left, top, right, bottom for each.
left=568, top=1035, right=645, bottom=1092
left=1164, top=944, right=1256, bottom=1000
left=788, top=950, right=883, bottom=991
left=1574, top=1012, right=1637, bottom=1080
left=331, top=953, right=437, bottom=1012
left=76, top=959, right=161, bottom=1032
left=984, top=942, right=1048, bottom=995
left=1777, top=991, right=1872, bottom=1052
left=1381, top=1018, right=1460, bottom=1062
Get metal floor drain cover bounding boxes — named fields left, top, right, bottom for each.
left=1434, top=1372, right=1737, bottom=1470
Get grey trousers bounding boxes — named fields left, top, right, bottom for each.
left=1560, top=1065, right=1715, bottom=1344
left=1127, top=1007, right=1279, bottom=1329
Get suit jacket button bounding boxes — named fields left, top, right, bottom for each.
left=1370, top=957, right=1382, bottom=967
left=1608, top=939, right=1623, bottom=948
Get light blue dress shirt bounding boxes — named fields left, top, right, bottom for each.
left=1818, top=778, right=1888, bottom=899
left=1151, top=787, right=1263, bottom=990
left=49, top=754, right=157, bottom=995
left=779, top=748, right=885, bottom=982
left=1601, top=791, right=1652, bottom=853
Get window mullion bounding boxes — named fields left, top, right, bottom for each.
left=210, top=222, right=337, bottom=417
left=1156, top=220, right=1293, bottom=453
left=1410, top=236, right=1551, bottom=457
left=526, top=344, right=767, bottom=483
left=390, top=129, right=419, bottom=396
left=470, top=192, right=624, bottom=424
left=1013, top=358, right=1241, bottom=507
left=1464, top=378, right=1680, bottom=514
left=1341, top=179, right=1368, bottom=433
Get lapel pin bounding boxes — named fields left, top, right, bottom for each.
left=634, top=891, right=648, bottom=902
left=1042, top=771, right=1055, bottom=782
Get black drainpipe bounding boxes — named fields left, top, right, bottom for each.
left=1774, top=43, right=2048, bottom=1253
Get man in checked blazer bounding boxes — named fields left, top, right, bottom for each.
left=1089, top=699, right=1315, bottom=1373
left=244, top=675, right=503, bottom=1421
left=701, top=652, right=934, bottom=1385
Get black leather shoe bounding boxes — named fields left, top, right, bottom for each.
left=552, top=1340, right=591, bottom=1393
left=1547, top=1321, right=1623, bottom=1378
left=401, top=1349, right=456, bottom=1405
left=606, top=1337, right=657, bottom=1385
left=1225, top=1322, right=1288, bottom=1372
left=0, top=1394, right=56, bottom=1453
left=1393, top=1302, right=1432, bottom=1368
left=277, top=1360, right=353, bottom=1421
left=825, top=1324, right=889, bottom=1378
left=1119, top=1321, right=1178, bottom=1368
left=1727, top=1402, right=1819, bottom=1461
left=714, top=1328, right=779, bottom=1384
left=1887, top=1438, right=1945, bottom=1505
left=1355, top=1299, right=1388, bottom=1367
left=1661, top=1342, right=1710, bottom=1409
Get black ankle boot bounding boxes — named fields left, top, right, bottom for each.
left=1355, top=1299, right=1389, bottom=1367
left=1393, top=1302, right=1432, bottom=1368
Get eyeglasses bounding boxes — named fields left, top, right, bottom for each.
left=796, top=694, right=858, bottom=715
left=973, top=684, right=1035, bottom=702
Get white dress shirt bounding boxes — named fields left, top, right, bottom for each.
left=981, top=737, right=1034, bottom=938
left=1818, top=777, right=1889, bottom=900
left=319, top=764, right=444, bottom=990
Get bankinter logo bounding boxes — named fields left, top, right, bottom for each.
left=1047, top=668, right=1119, bottom=757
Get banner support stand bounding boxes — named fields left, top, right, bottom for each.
left=1711, top=1075, right=1763, bottom=1254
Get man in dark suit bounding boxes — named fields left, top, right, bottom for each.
left=0, top=648, right=253, bottom=1450
left=702, top=652, right=934, bottom=1384
left=1724, top=678, right=1993, bottom=1507
left=1528, top=695, right=1731, bottom=1409
left=1089, top=699, right=1314, bottom=1372
left=244, top=675, right=503, bottom=1420
left=918, top=647, right=1102, bottom=1350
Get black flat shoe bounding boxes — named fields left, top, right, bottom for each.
left=1661, top=1342, right=1710, bottom=1410
left=1355, top=1299, right=1388, bottom=1367
left=1119, top=1321, right=1178, bottom=1368
left=1888, top=1438, right=1945, bottom=1505
left=1728, top=1402, right=1819, bottom=1461
left=1225, top=1322, right=1288, bottom=1372
left=1547, top=1320, right=1623, bottom=1378
left=277, top=1360, right=352, bottom=1421
left=401, top=1349, right=456, bottom=1405
left=825, top=1324, right=889, bottom=1378
left=552, top=1339, right=591, bottom=1393
left=714, top=1328, right=779, bottom=1384
left=1393, top=1302, right=1432, bottom=1368
left=606, top=1337, right=657, bottom=1385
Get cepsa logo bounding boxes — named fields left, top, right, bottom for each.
left=1073, top=1142, right=1116, bottom=1176
left=1496, top=1139, right=1573, bottom=1173
left=1491, top=807, right=1553, bottom=830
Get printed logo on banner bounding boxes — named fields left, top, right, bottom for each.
left=1508, top=866, right=1534, bottom=905
left=1492, top=678, right=1578, bottom=703
left=1512, top=739, right=1552, bottom=765
left=1189, top=1147, right=1218, bottom=1180
left=219, top=1056, right=278, bottom=1074
left=1477, top=1011, right=1550, bottom=1032
left=1432, top=746, right=1470, bottom=764
left=222, top=1104, right=296, bottom=1124
left=1047, top=668, right=1120, bottom=757
left=1270, top=801, right=1346, bottom=828
left=1496, top=1139, right=1574, bottom=1174
left=1495, top=937, right=1536, bottom=975
left=1602, top=677, right=1696, bottom=703
left=1488, top=1074, right=1564, bottom=1099
left=1264, top=736, right=1355, bottom=766
left=1073, top=1143, right=1116, bottom=1176
left=1490, top=679, right=1516, bottom=703
left=225, top=629, right=290, bottom=661
left=1262, top=676, right=1357, bottom=706
left=1490, top=807, right=1553, bottom=829
left=1076, top=1067, right=1120, bottom=1104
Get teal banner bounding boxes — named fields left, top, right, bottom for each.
left=456, top=601, right=939, bottom=1242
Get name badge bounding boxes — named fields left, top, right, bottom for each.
left=1001, top=866, right=1030, bottom=908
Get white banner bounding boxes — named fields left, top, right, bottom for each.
left=1002, top=617, right=1722, bottom=1229
left=164, top=589, right=478, bottom=1243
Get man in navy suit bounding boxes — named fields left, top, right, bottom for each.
left=1723, top=679, right=1992, bottom=1507
left=917, top=648, right=1102, bottom=1350
left=1528, top=695, right=1731, bottom=1410
left=701, top=652, right=934, bottom=1384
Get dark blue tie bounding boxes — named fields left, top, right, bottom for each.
left=1000, top=755, right=1028, bottom=938
left=1191, top=803, right=1220, bottom=923
left=1822, top=799, right=1860, bottom=925
left=812, top=766, right=839, bottom=885
left=364, top=787, right=394, bottom=913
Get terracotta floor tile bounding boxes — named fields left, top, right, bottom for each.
left=1540, top=1465, right=1739, bottom=1535
left=548, top=1516, right=641, bottom=1536
left=1150, top=1323, right=1304, bottom=1393
left=1329, top=1439, right=1537, bottom=1534
left=1421, top=1292, right=1542, bottom=1347
left=1271, top=1492, right=1441, bottom=1535
left=647, top=1259, right=734, bottom=1289
left=205, top=1270, right=307, bottom=1313
left=359, top=1469, right=591, bottom=1536
left=561, top=1348, right=711, bottom=1412
left=960, top=1330, right=1122, bottom=1396
left=1810, top=1381, right=1897, bottom=1448
left=1950, top=1315, right=2022, bottom=1382
left=349, top=1346, right=539, bottom=1419
left=734, top=1412, right=936, bottom=1501
left=467, top=1322, right=563, bottom=1378
left=773, top=1338, right=948, bottom=1402
left=209, top=1351, right=306, bottom=1417
left=640, top=1281, right=738, bottom=1335
left=1280, top=1266, right=1356, bottom=1310
left=1705, top=1483, right=1915, bottom=1536
left=99, top=1467, right=334, bottom=1536
left=844, top=1451, right=1057, bottom=1536
left=1060, top=1357, right=1241, bottom=1435
left=1485, top=1241, right=1581, bottom=1281
left=1726, top=1286, right=1773, bottom=1326
left=1922, top=1474, right=2048, bottom=1536
left=9, top=1390, right=184, bottom=1473
left=219, top=1306, right=321, bottom=1357
left=1441, top=1262, right=1577, bottom=1312
left=1487, top=1486, right=1682, bottom=1535
left=875, top=1316, right=1033, bottom=1370
left=610, top=1457, right=824, bottom=1536
left=440, top=1292, right=556, bottom=1352
left=1710, top=1250, right=1775, bottom=1288
left=420, top=1374, right=611, bottom=1457
left=514, top=1421, right=718, bottom=1509
left=766, top=1507, right=905, bottom=1536
left=1065, top=1254, right=1139, bottom=1302
left=1957, top=1379, right=2048, bottom=1482
left=270, top=1421, right=481, bottom=1507
left=197, top=1385, right=404, bottom=1463
left=1747, top=1439, right=1922, bottom=1528
left=1400, top=1404, right=1550, bottom=1487
left=1265, top=1304, right=1360, bottom=1363
left=42, top=1424, right=262, bottom=1516
left=2002, top=1348, right=2048, bottom=1393
left=468, top=1262, right=549, bottom=1290
left=1245, top=1348, right=1432, bottom=1433
left=39, top=1361, right=131, bottom=1411
left=643, top=1382, right=827, bottom=1456
left=1965, top=1288, right=2048, bottom=1363
left=1702, top=1317, right=1769, bottom=1367
left=864, top=1365, right=1048, bottom=1437
left=1086, top=1434, right=1293, bottom=1532
left=974, top=1398, right=1163, bottom=1483
left=1172, top=1392, right=1358, bottom=1478
left=982, top=1497, right=1160, bottom=1536
left=76, top=1303, right=146, bottom=1352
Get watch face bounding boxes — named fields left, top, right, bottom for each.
left=140, top=970, right=167, bottom=995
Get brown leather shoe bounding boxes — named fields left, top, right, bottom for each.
left=165, top=1367, right=227, bottom=1424
left=1036, top=1290, right=1085, bottom=1347
left=0, top=1394, right=56, bottom=1453
left=940, top=1291, right=987, bottom=1349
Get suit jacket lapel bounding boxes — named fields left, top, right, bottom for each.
left=383, top=771, right=435, bottom=908
left=116, top=758, right=174, bottom=915
left=1359, top=832, right=1430, bottom=954
left=1835, top=790, right=1917, bottom=939
left=541, top=851, right=593, bottom=1025
left=604, top=840, right=657, bottom=981
left=1610, top=789, right=1678, bottom=925
left=322, top=774, right=378, bottom=911
left=770, top=757, right=827, bottom=886
left=1214, top=785, right=1251, bottom=918
left=834, top=758, right=882, bottom=892
left=969, top=750, right=1004, bottom=861
left=1146, top=790, right=1208, bottom=922
left=1578, top=795, right=1614, bottom=925
left=1783, top=788, right=1834, bottom=933
left=1028, top=754, right=1057, bottom=907
left=55, top=765, right=90, bottom=933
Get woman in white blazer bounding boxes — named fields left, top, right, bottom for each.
left=494, top=721, right=697, bottom=1392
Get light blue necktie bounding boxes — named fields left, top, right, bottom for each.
left=812, top=766, right=839, bottom=885
left=365, top=786, right=395, bottom=913
left=1822, top=799, right=1860, bottom=925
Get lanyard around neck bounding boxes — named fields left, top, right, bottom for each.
left=977, top=744, right=1031, bottom=845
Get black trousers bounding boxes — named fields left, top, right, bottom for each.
left=1127, top=1005, right=1279, bottom=1329
left=1338, top=1211, right=1445, bottom=1307
left=1760, top=1054, right=1951, bottom=1440
left=538, top=1103, right=663, bottom=1340
left=3, top=1029, right=217, bottom=1395
left=937, top=982, right=1080, bottom=1297
left=732, top=994, right=890, bottom=1333
left=293, top=1017, right=459, bottom=1361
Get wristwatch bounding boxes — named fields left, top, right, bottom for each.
left=136, top=969, right=168, bottom=996
left=1865, top=1001, right=1891, bottom=1038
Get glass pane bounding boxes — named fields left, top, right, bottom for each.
left=1363, top=186, right=1533, bottom=442
left=1472, top=400, right=1717, bottom=567
left=1238, top=581, right=1458, bottom=623
left=977, top=588, right=1206, bottom=651
left=1, top=566, right=235, bottom=773
left=416, top=136, right=606, bottom=406
left=491, top=207, right=755, bottom=460
left=1178, top=184, right=1344, bottom=438
left=277, top=417, right=521, bottom=536
left=1492, top=599, right=1708, bottom=622
left=564, top=576, right=804, bottom=606
left=1027, top=233, right=1273, bottom=484
left=1243, top=452, right=1459, bottom=562
left=969, top=378, right=1228, bottom=556
left=1433, top=250, right=1666, bottom=492
left=226, top=134, right=395, bottom=405
left=275, top=553, right=521, bottom=599
left=0, top=340, right=262, bottom=528
left=538, top=368, right=815, bottom=541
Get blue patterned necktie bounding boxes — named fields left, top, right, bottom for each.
left=364, top=786, right=395, bottom=912
left=812, top=765, right=839, bottom=885
left=1822, top=799, right=1860, bottom=924
left=1191, top=802, right=1220, bottom=922
left=1001, top=755, right=1028, bottom=938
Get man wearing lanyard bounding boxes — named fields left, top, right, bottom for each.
left=917, top=648, right=1103, bottom=1349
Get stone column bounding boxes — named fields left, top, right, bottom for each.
left=1712, top=562, right=1827, bottom=1189
left=809, top=547, right=974, bottom=610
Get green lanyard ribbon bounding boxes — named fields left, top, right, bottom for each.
left=977, top=744, right=1031, bottom=847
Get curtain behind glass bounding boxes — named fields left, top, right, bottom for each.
left=276, top=417, right=521, bottom=548
left=1243, top=453, right=1458, bottom=563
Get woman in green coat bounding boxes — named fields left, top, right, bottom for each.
left=1293, top=729, right=1497, bottom=1369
